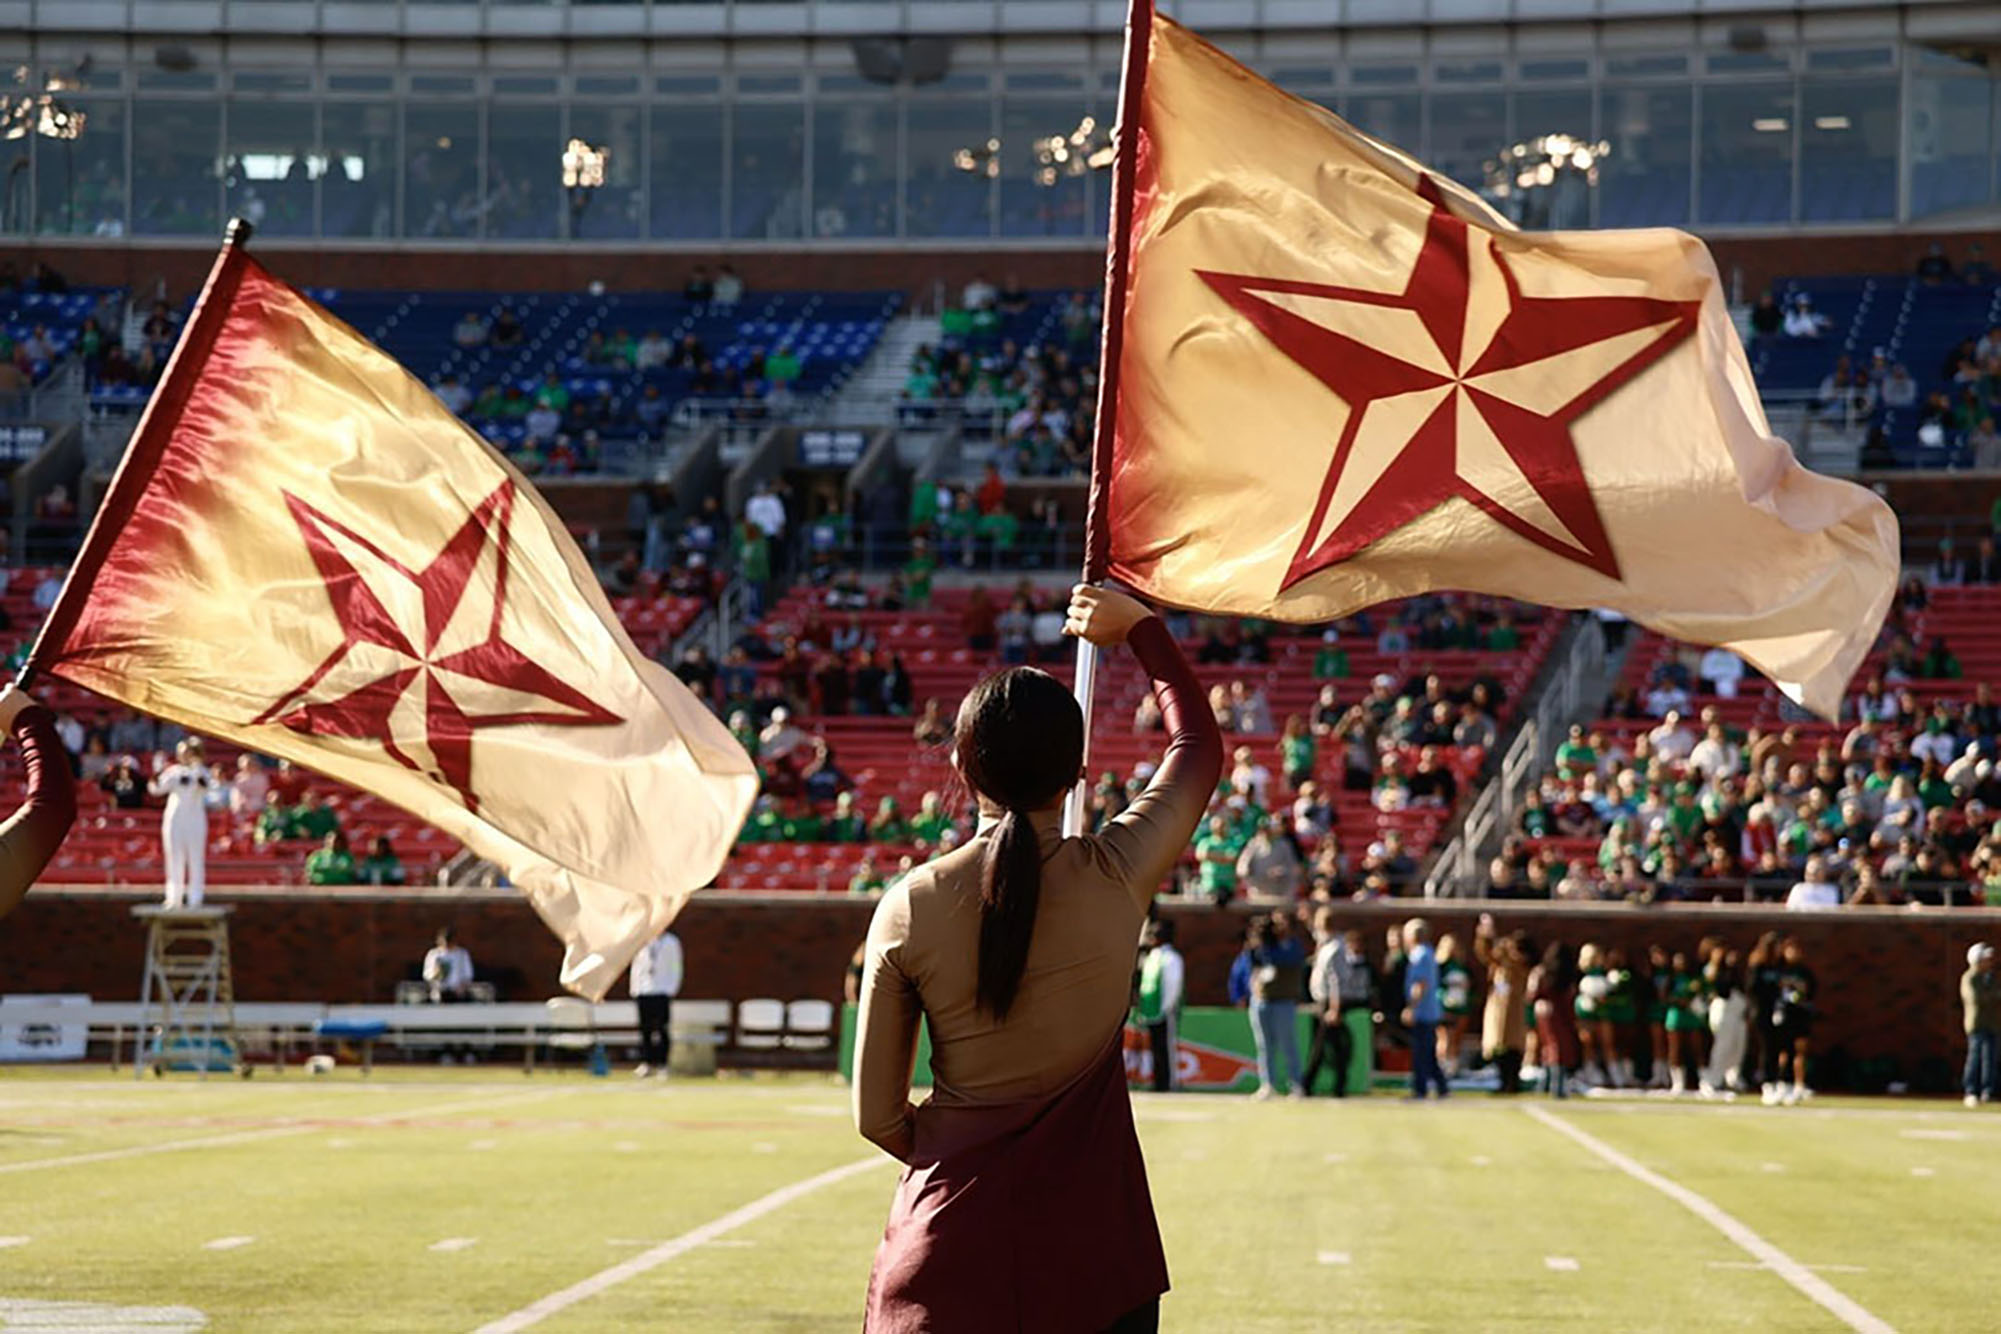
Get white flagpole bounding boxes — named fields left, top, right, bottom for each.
left=1062, top=638, right=1101, bottom=836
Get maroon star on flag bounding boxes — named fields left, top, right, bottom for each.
left=1199, top=177, right=1700, bottom=590
left=253, top=480, right=622, bottom=812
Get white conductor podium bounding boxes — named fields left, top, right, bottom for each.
left=132, top=905, right=242, bottom=1079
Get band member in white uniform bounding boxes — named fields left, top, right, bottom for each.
left=149, top=738, right=217, bottom=908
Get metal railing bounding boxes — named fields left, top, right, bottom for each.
left=1420, top=874, right=1991, bottom=909
left=1425, top=614, right=1605, bottom=897
left=1759, top=388, right=1869, bottom=472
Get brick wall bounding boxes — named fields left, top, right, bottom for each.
left=5, top=891, right=1993, bottom=1082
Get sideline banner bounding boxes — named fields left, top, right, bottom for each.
left=0, top=993, right=89, bottom=1062
left=837, top=1005, right=1374, bottom=1095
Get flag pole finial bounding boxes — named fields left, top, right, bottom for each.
left=224, top=217, right=256, bottom=249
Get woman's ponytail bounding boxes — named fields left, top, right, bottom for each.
left=976, top=807, right=1046, bottom=1021
left=952, top=667, right=1084, bottom=1023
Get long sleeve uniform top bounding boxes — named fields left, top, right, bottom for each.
left=0, top=707, right=79, bottom=920
left=853, top=618, right=1223, bottom=1162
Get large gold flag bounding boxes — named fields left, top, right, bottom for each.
left=31, top=230, right=757, bottom=997
left=1089, top=6, right=1898, bottom=719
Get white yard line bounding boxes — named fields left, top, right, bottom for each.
left=471, top=1155, right=890, bottom=1334
left=202, top=1236, right=255, bottom=1251
left=430, top=1238, right=479, bottom=1253
left=1315, top=1250, right=1350, bottom=1266
left=0, top=1237, right=29, bottom=1248
left=0, top=1089, right=557, bottom=1177
left=1543, top=1256, right=1580, bottom=1272
left=1525, top=1105, right=1896, bottom=1334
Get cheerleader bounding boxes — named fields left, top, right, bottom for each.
left=150, top=738, right=217, bottom=909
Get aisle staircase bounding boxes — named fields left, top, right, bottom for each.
left=824, top=314, right=943, bottom=468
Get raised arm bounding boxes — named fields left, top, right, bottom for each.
left=1066, top=587, right=1225, bottom=913
left=0, top=687, right=78, bottom=922
left=851, top=884, right=921, bottom=1163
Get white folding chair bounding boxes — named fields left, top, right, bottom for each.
left=735, top=998, right=785, bottom=1051
left=782, top=999, right=834, bottom=1052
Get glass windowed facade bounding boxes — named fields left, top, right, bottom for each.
left=7, top=41, right=1997, bottom=242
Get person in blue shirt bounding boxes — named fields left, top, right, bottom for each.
left=1243, top=912, right=1307, bottom=1099
left=1401, top=917, right=1448, bottom=1100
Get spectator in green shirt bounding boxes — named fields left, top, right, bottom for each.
left=825, top=792, right=867, bottom=843
left=848, top=854, right=886, bottom=897
left=533, top=373, right=570, bottom=415
left=869, top=795, right=911, bottom=844
left=1279, top=715, right=1317, bottom=791
left=764, top=344, right=802, bottom=386
left=253, top=794, right=300, bottom=847
left=1195, top=814, right=1244, bottom=905
left=737, top=520, right=772, bottom=619
left=1554, top=724, right=1598, bottom=780
left=358, top=835, right=405, bottom=887
left=739, top=796, right=786, bottom=843
left=784, top=799, right=825, bottom=843
left=1311, top=631, right=1350, bottom=680
left=1921, top=636, right=1963, bottom=679
left=908, top=483, right=940, bottom=535
left=296, top=795, right=340, bottom=841
left=904, top=539, right=936, bottom=609
left=1487, top=615, right=1520, bottom=651
left=910, top=790, right=954, bottom=846
left=304, top=831, right=357, bottom=886
left=978, top=506, right=1019, bottom=555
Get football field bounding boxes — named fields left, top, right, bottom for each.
left=1, top=1069, right=1994, bottom=1332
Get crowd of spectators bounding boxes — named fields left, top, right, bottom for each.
left=1507, top=597, right=2000, bottom=907
left=429, top=266, right=772, bottom=475
left=900, top=277, right=1102, bottom=480
left=1166, top=660, right=1499, bottom=905
left=675, top=562, right=1525, bottom=904
left=1225, top=909, right=1830, bottom=1103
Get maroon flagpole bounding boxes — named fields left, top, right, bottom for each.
left=19, top=219, right=257, bottom=689
left=1064, top=0, right=1155, bottom=836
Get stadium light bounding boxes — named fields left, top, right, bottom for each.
left=1031, top=116, right=1113, bottom=188
left=1481, top=132, right=1608, bottom=228
left=562, top=138, right=609, bottom=237
left=953, top=137, right=1001, bottom=179
left=1, top=61, right=90, bottom=234
left=561, top=137, right=608, bottom=190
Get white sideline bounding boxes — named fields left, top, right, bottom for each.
left=0, top=1088, right=556, bottom=1176
left=471, top=1155, right=890, bottom=1334
left=1524, top=1105, right=1895, bottom=1334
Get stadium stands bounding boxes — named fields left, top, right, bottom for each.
left=708, top=583, right=1559, bottom=896
left=85, top=283, right=901, bottom=475
left=1748, top=271, right=2001, bottom=465
left=1507, top=579, right=2001, bottom=905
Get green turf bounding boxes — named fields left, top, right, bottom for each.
left=1, top=1068, right=1992, bottom=1332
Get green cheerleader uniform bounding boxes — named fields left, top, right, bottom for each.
left=1575, top=967, right=1607, bottom=1022
left=1663, top=971, right=1703, bottom=1034
left=1440, top=958, right=1473, bottom=1019
left=1603, top=966, right=1639, bottom=1027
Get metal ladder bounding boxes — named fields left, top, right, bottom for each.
left=132, top=906, right=242, bottom=1080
